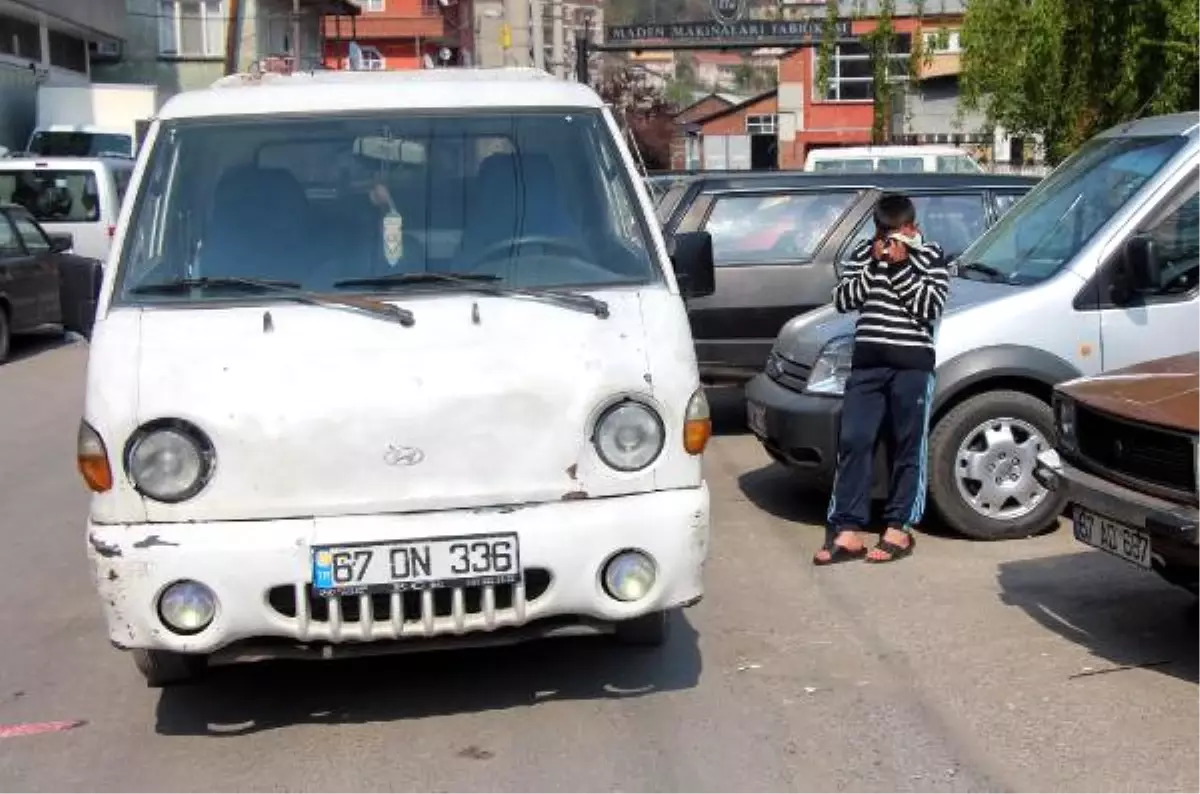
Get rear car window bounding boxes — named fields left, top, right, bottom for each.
left=703, top=191, right=859, bottom=264
left=0, top=169, right=101, bottom=224
left=877, top=157, right=925, bottom=173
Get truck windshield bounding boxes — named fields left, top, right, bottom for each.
left=28, top=131, right=132, bottom=158
left=955, top=134, right=1187, bottom=285
left=115, top=109, right=660, bottom=303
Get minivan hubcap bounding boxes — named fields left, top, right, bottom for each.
left=954, top=417, right=1049, bottom=520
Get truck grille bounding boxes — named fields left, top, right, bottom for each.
left=267, top=568, right=552, bottom=642
left=768, top=354, right=810, bottom=393
left=1075, top=405, right=1197, bottom=500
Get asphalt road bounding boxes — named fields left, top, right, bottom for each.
left=0, top=337, right=1196, bottom=792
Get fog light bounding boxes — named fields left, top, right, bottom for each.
left=602, top=551, right=656, bottom=602
left=158, top=580, right=217, bottom=634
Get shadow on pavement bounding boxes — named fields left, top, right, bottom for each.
left=6, top=331, right=74, bottom=364
left=997, top=551, right=1198, bottom=684
left=736, top=462, right=830, bottom=527
left=154, top=612, right=702, bottom=736
left=707, top=386, right=749, bottom=437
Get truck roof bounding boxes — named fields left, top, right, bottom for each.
left=160, top=68, right=606, bottom=121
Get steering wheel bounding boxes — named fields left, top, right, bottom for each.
left=466, top=235, right=591, bottom=273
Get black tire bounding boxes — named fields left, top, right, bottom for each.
left=132, top=649, right=207, bottom=687
left=928, top=390, right=1066, bottom=541
left=613, top=610, right=670, bottom=647
left=0, top=305, right=9, bottom=364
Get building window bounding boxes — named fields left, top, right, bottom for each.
left=159, top=0, right=225, bottom=58
left=924, top=29, right=961, bottom=53
left=746, top=114, right=777, bottom=135
left=48, top=30, right=87, bottom=73
left=0, top=13, right=41, bottom=60
left=359, top=46, right=386, bottom=70
left=813, top=36, right=911, bottom=102
left=359, top=0, right=385, bottom=11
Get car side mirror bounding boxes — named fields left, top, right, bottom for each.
left=1110, top=234, right=1161, bottom=304
left=670, top=231, right=715, bottom=299
left=48, top=233, right=73, bottom=254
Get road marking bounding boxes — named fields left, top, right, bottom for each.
left=0, top=720, right=86, bottom=739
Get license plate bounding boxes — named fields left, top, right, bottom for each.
left=1072, top=507, right=1151, bottom=569
left=747, top=401, right=767, bottom=437
left=312, top=533, right=521, bottom=596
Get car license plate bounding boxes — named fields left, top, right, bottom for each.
left=747, top=402, right=767, bottom=437
left=1072, top=507, right=1151, bottom=569
left=312, top=533, right=521, bottom=596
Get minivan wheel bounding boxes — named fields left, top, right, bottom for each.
left=613, top=610, right=670, bottom=647
left=132, top=649, right=207, bottom=687
left=928, top=390, right=1066, bottom=541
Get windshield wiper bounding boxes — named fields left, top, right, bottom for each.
left=956, top=262, right=1007, bottom=283
left=334, top=271, right=610, bottom=319
left=129, top=277, right=415, bottom=326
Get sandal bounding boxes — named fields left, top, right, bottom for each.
left=813, top=530, right=868, bottom=566
left=865, top=531, right=916, bottom=564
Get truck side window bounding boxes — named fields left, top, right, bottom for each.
left=1143, top=187, right=1199, bottom=297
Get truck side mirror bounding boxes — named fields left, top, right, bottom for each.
left=671, top=231, right=715, bottom=299
left=1110, top=234, right=1161, bottom=304
left=48, top=232, right=73, bottom=254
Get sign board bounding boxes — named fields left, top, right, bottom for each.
left=604, top=18, right=852, bottom=49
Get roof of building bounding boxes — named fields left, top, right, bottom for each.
left=689, top=88, right=778, bottom=125
left=161, top=68, right=603, bottom=120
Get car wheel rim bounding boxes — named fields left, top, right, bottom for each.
left=953, top=416, right=1049, bottom=521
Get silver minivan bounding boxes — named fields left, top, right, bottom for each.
left=0, top=156, right=134, bottom=263
left=746, top=113, right=1199, bottom=541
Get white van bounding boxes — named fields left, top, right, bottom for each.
left=79, top=68, right=716, bottom=687
left=805, top=145, right=985, bottom=175
left=0, top=156, right=134, bottom=262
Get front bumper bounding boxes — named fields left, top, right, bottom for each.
left=88, top=486, right=709, bottom=658
left=1035, top=450, right=1198, bottom=569
left=744, top=373, right=889, bottom=495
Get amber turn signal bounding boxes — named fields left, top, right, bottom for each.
left=683, top=388, right=712, bottom=455
left=77, top=421, right=113, bottom=493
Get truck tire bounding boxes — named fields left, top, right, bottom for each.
left=613, top=610, right=670, bottom=647
left=928, top=390, right=1066, bottom=541
left=132, top=649, right=207, bottom=687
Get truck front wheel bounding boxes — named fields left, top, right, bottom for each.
left=929, top=390, right=1066, bottom=541
left=132, top=649, right=207, bottom=687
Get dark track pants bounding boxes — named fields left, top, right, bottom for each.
left=826, top=367, right=935, bottom=532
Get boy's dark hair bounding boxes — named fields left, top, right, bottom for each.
left=873, top=192, right=916, bottom=234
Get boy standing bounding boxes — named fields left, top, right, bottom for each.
left=813, top=193, right=950, bottom=565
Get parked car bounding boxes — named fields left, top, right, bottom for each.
left=664, top=171, right=1040, bottom=383
left=746, top=112, right=1199, bottom=542
left=81, top=68, right=715, bottom=687
left=0, top=155, right=134, bottom=263
left=0, top=204, right=105, bottom=361
left=1034, top=352, right=1198, bottom=594
left=804, top=145, right=984, bottom=174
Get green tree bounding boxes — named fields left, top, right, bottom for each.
left=959, top=0, right=1200, bottom=164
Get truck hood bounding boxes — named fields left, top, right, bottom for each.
left=95, top=290, right=681, bottom=523
left=773, top=277, right=1024, bottom=366
left=1059, top=352, right=1200, bottom=433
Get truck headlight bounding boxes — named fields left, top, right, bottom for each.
left=593, top=400, right=665, bottom=472
left=1053, top=394, right=1076, bottom=449
left=805, top=336, right=854, bottom=396
left=125, top=420, right=215, bottom=503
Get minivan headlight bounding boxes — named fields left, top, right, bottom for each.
left=125, top=420, right=215, bottom=503
left=594, top=401, right=665, bottom=472
left=805, top=336, right=855, bottom=396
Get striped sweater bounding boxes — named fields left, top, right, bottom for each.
left=832, top=238, right=950, bottom=372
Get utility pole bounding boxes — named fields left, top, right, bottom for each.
left=292, top=0, right=302, bottom=66
left=550, top=0, right=565, bottom=78
left=574, top=14, right=590, bottom=83
left=531, top=0, right=545, bottom=70
left=222, top=0, right=242, bottom=74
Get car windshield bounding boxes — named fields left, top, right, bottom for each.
left=115, top=110, right=659, bottom=303
left=28, top=131, right=132, bottom=158
left=0, top=168, right=101, bottom=223
left=956, top=134, right=1187, bottom=284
